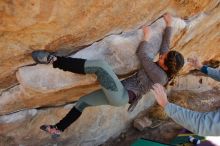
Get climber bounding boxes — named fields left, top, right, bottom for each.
left=151, top=57, right=220, bottom=136
left=31, top=13, right=184, bottom=138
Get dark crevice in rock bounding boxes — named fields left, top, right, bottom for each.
left=170, top=28, right=187, bottom=50
left=188, top=69, right=207, bottom=76
left=57, top=44, right=91, bottom=56
left=203, top=59, right=220, bottom=68
left=36, top=100, right=78, bottom=111
left=44, top=31, right=123, bottom=56
left=0, top=83, right=19, bottom=97
left=206, top=1, right=220, bottom=14
left=44, top=12, right=165, bottom=57
left=0, top=99, right=77, bottom=117
left=0, top=100, right=77, bottom=118
left=0, top=74, right=18, bottom=89
left=188, top=59, right=220, bottom=76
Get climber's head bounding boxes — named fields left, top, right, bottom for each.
left=158, top=50, right=184, bottom=78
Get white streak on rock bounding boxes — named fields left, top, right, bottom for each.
left=0, top=109, right=37, bottom=124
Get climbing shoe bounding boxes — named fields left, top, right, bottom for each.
left=40, top=124, right=62, bottom=139
left=32, top=50, right=56, bottom=64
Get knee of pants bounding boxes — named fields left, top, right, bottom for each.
left=109, top=96, right=129, bottom=107
left=85, top=60, right=110, bottom=74
left=94, top=60, right=110, bottom=70
left=111, top=100, right=128, bottom=107
left=75, top=101, right=91, bottom=112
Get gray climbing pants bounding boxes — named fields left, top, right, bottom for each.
left=75, top=60, right=129, bottom=111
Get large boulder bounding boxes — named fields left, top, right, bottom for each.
left=0, top=0, right=219, bottom=145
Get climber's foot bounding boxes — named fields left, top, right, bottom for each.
left=32, top=50, right=57, bottom=64
left=142, top=26, right=151, bottom=41
left=40, top=124, right=62, bottom=139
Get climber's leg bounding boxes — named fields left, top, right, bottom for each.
left=40, top=89, right=109, bottom=137
left=32, top=51, right=129, bottom=106
left=54, top=89, right=108, bottom=131
left=83, top=60, right=129, bottom=106
left=49, top=59, right=132, bottom=132
left=39, top=59, right=130, bottom=136
left=34, top=52, right=129, bottom=136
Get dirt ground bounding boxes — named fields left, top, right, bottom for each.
left=102, top=120, right=182, bottom=146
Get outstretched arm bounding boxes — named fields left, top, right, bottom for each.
left=188, top=57, right=220, bottom=81
left=152, top=83, right=220, bottom=136
left=165, top=103, right=220, bottom=136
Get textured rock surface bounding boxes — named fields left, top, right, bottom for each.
left=0, top=0, right=220, bottom=145
left=0, top=93, right=155, bottom=146
left=0, top=0, right=219, bottom=89
left=1, top=15, right=186, bottom=115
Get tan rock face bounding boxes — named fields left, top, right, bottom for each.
left=0, top=93, right=156, bottom=146
left=1, top=16, right=186, bottom=115
left=0, top=0, right=220, bottom=145
left=0, top=0, right=219, bottom=88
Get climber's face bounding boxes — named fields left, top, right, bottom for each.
left=158, top=53, right=168, bottom=71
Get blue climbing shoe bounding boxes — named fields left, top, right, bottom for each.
left=32, top=50, right=55, bottom=64
left=40, top=124, right=62, bottom=139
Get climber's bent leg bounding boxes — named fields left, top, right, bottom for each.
left=54, top=84, right=129, bottom=132
left=84, top=60, right=129, bottom=106
left=53, top=58, right=129, bottom=106
left=40, top=65, right=129, bottom=134
left=55, top=89, right=108, bottom=132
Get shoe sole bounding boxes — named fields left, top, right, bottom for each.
left=32, top=51, right=50, bottom=64
left=40, top=125, right=60, bottom=139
